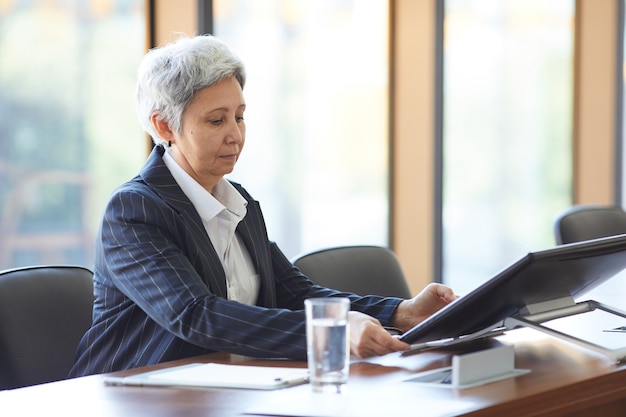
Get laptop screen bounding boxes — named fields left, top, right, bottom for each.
left=400, top=234, right=626, bottom=345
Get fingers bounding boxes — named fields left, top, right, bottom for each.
left=350, top=317, right=410, bottom=358
left=347, top=284, right=459, bottom=360
left=356, top=336, right=409, bottom=358
left=426, top=282, right=457, bottom=303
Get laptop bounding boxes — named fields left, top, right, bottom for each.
left=399, top=234, right=626, bottom=346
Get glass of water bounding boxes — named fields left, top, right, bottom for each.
left=305, top=297, right=350, bottom=393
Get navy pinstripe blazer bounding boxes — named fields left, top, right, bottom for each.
left=69, top=146, right=402, bottom=377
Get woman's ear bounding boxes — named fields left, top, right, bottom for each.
left=150, top=112, right=174, bottom=141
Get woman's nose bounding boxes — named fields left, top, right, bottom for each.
left=226, top=120, right=244, bottom=143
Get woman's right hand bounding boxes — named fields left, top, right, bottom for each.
left=347, top=311, right=410, bottom=358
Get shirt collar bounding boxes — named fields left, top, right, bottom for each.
left=162, top=150, right=247, bottom=222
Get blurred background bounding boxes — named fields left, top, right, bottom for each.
left=1, top=0, right=622, bottom=296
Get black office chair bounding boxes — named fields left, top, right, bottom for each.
left=292, top=245, right=412, bottom=298
left=0, top=265, right=94, bottom=390
left=553, top=204, right=626, bottom=244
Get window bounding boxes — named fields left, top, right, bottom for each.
left=0, top=1, right=146, bottom=269
left=441, top=0, right=574, bottom=294
left=622, top=1, right=626, bottom=203
left=213, top=0, right=390, bottom=259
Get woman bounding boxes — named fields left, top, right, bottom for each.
left=69, top=34, right=456, bottom=377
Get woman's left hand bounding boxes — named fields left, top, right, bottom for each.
left=389, top=283, right=457, bottom=331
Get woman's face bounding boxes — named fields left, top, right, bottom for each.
left=168, top=76, right=246, bottom=192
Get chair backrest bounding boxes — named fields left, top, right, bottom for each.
left=292, top=245, right=412, bottom=298
left=554, top=204, right=626, bottom=244
left=0, top=265, right=93, bottom=390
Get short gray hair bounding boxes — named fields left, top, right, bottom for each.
left=135, top=34, right=246, bottom=146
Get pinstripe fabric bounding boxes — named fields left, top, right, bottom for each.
left=69, top=146, right=402, bottom=377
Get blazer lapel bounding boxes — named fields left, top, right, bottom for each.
left=235, top=198, right=277, bottom=308
left=139, top=146, right=228, bottom=298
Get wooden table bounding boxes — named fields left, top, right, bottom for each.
left=2, top=329, right=626, bottom=417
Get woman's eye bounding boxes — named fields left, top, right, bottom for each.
left=236, top=116, right=245, bottom=123
left=209, top=118, right=223, bottom=125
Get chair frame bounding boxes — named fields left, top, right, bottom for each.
left=554, top=204, right=626, bottom=244
left=292, top=245, right=412, bottom=299
left=0, top=265, right=93, bottom=390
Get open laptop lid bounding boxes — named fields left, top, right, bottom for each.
left=399, top=234, right=626, bottom=345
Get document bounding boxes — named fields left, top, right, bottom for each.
left=245, top=389, right=474, bottom=417
left=103, top=362, right=309, bottom=390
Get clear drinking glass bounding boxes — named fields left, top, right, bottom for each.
left=305, top=297, right=350, bottom=393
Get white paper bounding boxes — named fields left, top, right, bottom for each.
left=104, top=363, right=309, bottom=390
left=245, top=389, right=474, bottom=417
